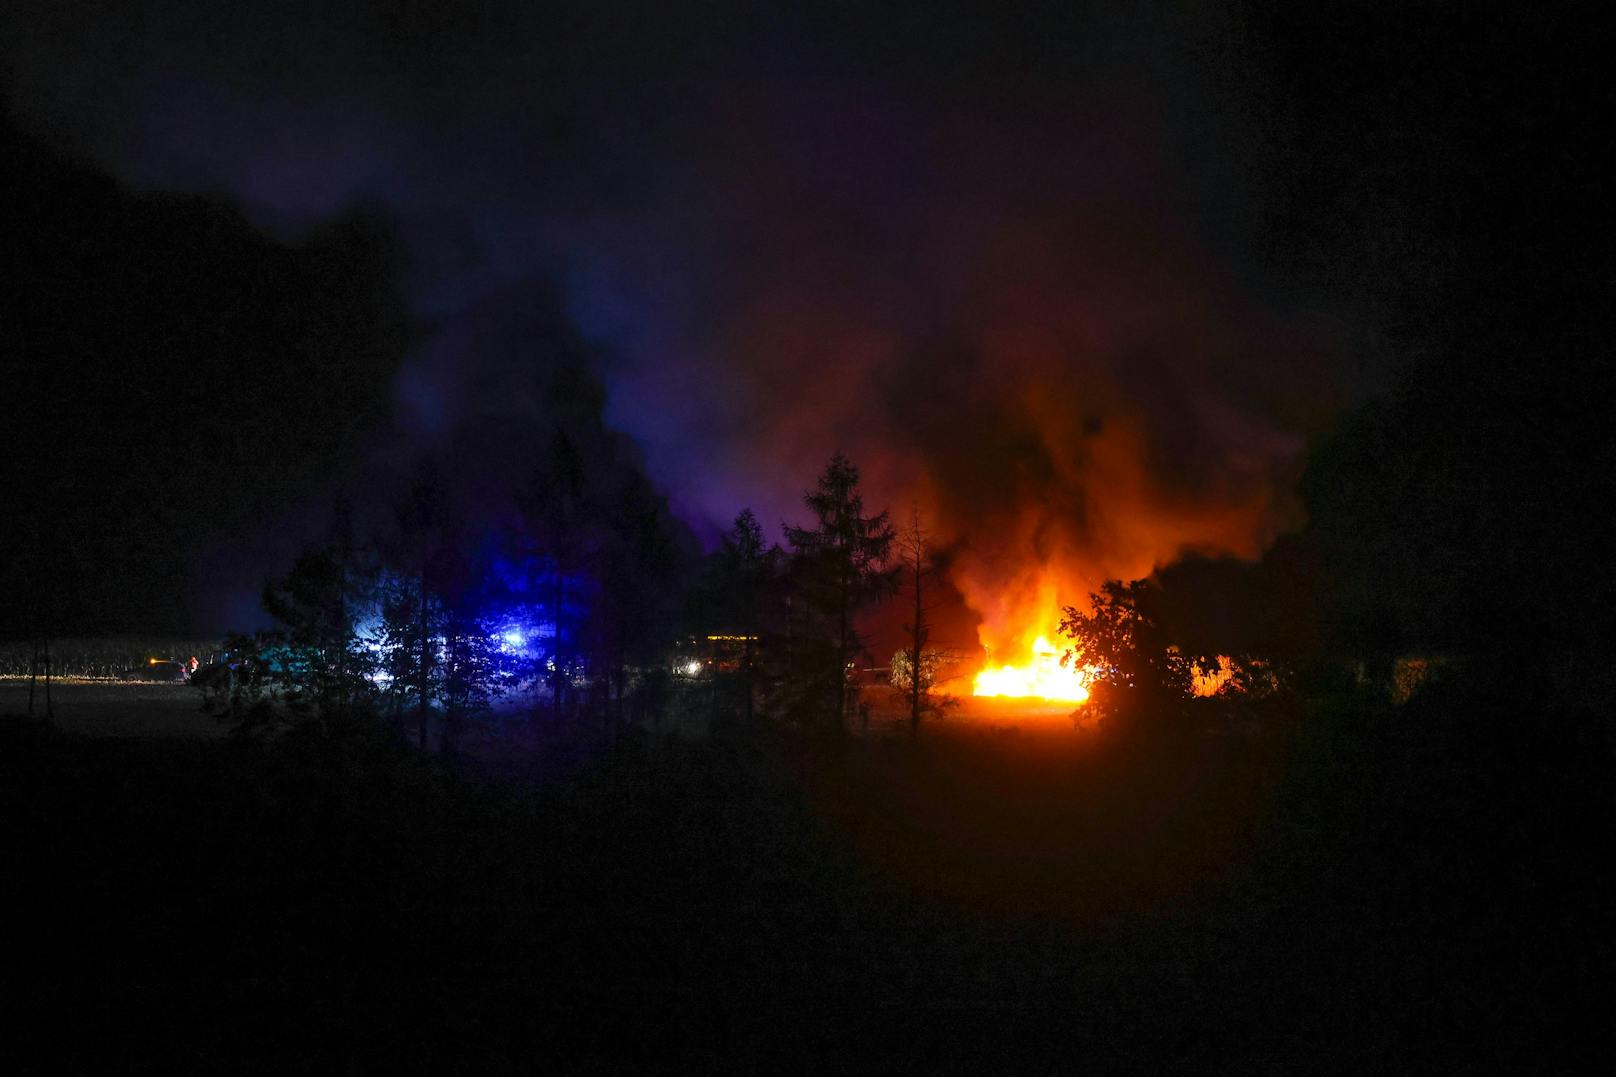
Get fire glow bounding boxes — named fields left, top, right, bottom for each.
left=972, top=635, right=1091, bottom=704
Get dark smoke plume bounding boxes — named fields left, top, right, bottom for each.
left=3, top=3, right=1355, bottom=652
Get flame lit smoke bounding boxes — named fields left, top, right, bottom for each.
left=0, top=5, right=1344, bottom=666
left=923, top=396, right=1302, bottom=702
left=593, top=95, right=1330, bottom=702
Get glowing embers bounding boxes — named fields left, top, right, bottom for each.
left=972, top=635, right=1091, bottom=704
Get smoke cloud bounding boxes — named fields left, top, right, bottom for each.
left=3, top=2, right=1351, bottom=655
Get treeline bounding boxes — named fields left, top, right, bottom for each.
left=0, top=638, right=225, bottom=680
left=1055, top=353, right=1614, bottom=729
left=206, top=451, right=920, bottom=749
left=207, top=369, right=1612, bottom=754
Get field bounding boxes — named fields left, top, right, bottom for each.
left=4, top=676, right=1612, bottom=1069
left=0, top=680, right=225, bottom=738
left=0, top=673, right=1089, bottom=747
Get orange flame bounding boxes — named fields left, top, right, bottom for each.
left=1191, top=655, right=1235, bottom=697
left=972, top=635, right=1091, bottom=704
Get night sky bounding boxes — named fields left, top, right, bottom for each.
left=3, top=1, right=1608, bottom=641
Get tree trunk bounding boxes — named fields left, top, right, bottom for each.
left=613, top=663, right=626, bottom=733
left=552, top=570, right=565, bottom=725
left=41, top=636, right=53, bottom=720
left=911, top=549, right=922, bottom=737
left=30, top=636, right=55, bottom=720
left=836, top=559, right=849, bottom=734
left=742, top=632, right=755, bottom=724
left=334, top=567, right=349, bottom=718
left=418, top=569, right=430, bottom=751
